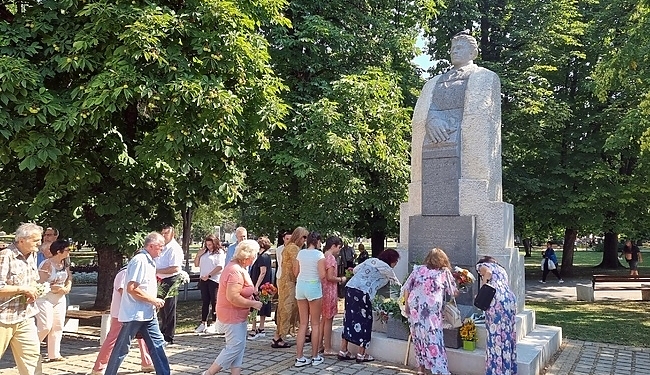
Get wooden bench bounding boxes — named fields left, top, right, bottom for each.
left=64, top=308, right=111, bottom=344
left=591, top=274, right=650, bottom=290
left=584, top=274, right=650, bottom=301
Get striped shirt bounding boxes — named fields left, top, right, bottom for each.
left=0, top=244, right=40, bottom=324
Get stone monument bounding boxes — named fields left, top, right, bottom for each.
left=397, top=31, right=525, bottom=310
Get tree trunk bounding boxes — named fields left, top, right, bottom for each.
left=370, top=229, right=386, bottom=258
left=523, top=238, right=532, bottom=257
left=596, top=230, right=623, bottom=269
left=181, top=207, right=193, bottom=272
left=94, top=245, right=124, bottom=310
left=560, top=228, right=577, bottom=277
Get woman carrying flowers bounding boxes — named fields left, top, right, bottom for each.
left=401, top=248, right=457, bottom=375
left=248, top=236, right=273, bottom=339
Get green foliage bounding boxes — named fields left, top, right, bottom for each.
left=240, top=0, right=441, bottom=240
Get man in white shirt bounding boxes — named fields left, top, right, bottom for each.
left=224, top=226, right=247, bottom=265
left=104, top=232, right=169, bottom=375
left=155, top=225, right=184, bottom=345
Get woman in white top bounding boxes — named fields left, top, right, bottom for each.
left=193, top=235, right=225, bottom=333
left=293, top=232, right=326, bottom=367
left=36, top=239, right=72, bottom=361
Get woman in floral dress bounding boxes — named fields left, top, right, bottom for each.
left=319, top=236, right=345, bottom=356
left=476, top=256, right=517, bottom=375
left=402, top=248, right=456, bottom=375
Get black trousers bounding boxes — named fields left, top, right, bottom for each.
left=158, top=275, right=179, bottom=342
left=542, top=259, right=561, bottom=282
left=198, top=279, right=218, bottom=323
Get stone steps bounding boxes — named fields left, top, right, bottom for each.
left=332, top=309, right=561, bottom=375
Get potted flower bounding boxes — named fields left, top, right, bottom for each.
left=459, top=318, right=477, bottom=350
left=372, top=296, right=409, bottom=340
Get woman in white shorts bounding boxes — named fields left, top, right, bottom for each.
left=293, top=232, right=326, bottom=367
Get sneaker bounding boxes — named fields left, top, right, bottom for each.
left=558, top=279, right=565, bottom=283
left=195, top=323, right=206, bottom=334
left=248, top=331, right=266, bottom=340
left=294, top=357, right=311, bottom=367
left=311, top=355, right=324, bottom=366
left=539, top=280, right=546, bottom=284
left=205, top=324, right=216, bottom=334
left=141, top=366, right=155, bottom=373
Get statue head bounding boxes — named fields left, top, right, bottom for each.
left=450, top=31, right=479, bottom=68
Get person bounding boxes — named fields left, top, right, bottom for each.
left=540, top=242, right=563, bottom=283
left=35, top=239, right=73, bottom=362
left=271, top=227, right=309, bottom=349
left=293, top=232, right=326, bottom=367
left=401, top=248, right=457, bottom=375
left=225, top=227, right=247, bottom=265
left=104, top=232, right=170, bottom=375
left=338, top=249, right=401, bottom=363
left=340, top=243, right=355, bottom=269
left=274, top=231, right=292, bottom=286
left=356, top=243, right=369, bottom=264
left=193, top=235, right=225, bottom=334
left=0, top=223, right=43, bottom=375
left=319, top=236, right=345, bottom=357
left=476, top=256, right=517, bottom=375
left=200, top=240, right=263, bottom=375
left=155, top=225, right=184, bottom=345
left=248, top=236, right=272, bottom=340
left=622, top=240, right=643, bottom=276
left=91, top=266, right=153, bottom=375
left=37, top=227, right=58, bottom=266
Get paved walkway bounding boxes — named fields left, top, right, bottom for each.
left=1, top=278, right=649, bottom=375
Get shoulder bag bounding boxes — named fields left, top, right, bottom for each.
left=442, top=270, right=462, bottom=328
left=473, top=282, right=496, bottom=311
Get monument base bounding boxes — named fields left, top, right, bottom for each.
left=332, top=309, right=561, bottom=375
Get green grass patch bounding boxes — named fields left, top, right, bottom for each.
left=527, top=300, right=650, bottom=347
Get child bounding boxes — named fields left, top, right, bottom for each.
left=319, top=236, right=346, bottom=356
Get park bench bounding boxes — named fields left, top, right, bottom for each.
left=576, top=274, right=650, bottom=301
left=64, top=308, right=111, bottom=344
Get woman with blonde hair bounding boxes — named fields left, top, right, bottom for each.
left=401, top=248, right=457, bottom=375
left=271, top=226, right=309, bottom=349
left=193, top=235, right=225, bottom=333
left=201, top=240, right=263, bottom=375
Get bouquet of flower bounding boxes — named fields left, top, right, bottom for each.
left=158, top=271, right=191, bottom=299
left=248, top=282, right=277, bottom=323
left=452, top=266, right=476, bottom=292
left=372, top=296, right=408, bottom=326
left=0, top=282, right=50, bottom=309
left=460, top=318, right=477, bottom=342
left=344, top=267, right=354, bottom=279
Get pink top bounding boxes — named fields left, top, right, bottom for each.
left=321, top=253, right=339, bottom=319
left=216, top=261, right=255, bottom=324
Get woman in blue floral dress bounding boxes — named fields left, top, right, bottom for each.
left=402, top=248, right=456, bottom=375
left=476, top=256, right=517, bottom=375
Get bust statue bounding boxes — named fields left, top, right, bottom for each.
left=424, top=31, right=480, bottom=148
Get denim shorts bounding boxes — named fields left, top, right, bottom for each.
left=629, top=260, right=639, bottom=270
left=295, top=280, right=322, bottom=301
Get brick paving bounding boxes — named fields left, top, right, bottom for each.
left=2, top=279, right=649, bottom=375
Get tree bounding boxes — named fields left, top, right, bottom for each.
left=241, top=0, right=441, bottom=253
left=0, top=0, right=288, bottom=308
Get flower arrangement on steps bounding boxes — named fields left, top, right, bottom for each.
left=373, top=296, right=409, bottom=340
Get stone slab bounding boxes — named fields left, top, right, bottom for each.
left=421, top=151, right=460, bottom=216
left=408, top=215, right=476, bottom=305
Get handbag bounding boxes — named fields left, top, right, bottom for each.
left=443, top=298, right=462, bottom=328
left=473, top=283, right=496, bottom=311
left=442, top=270, right=462, bottom=328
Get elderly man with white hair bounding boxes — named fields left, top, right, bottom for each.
left=0, top=223, right=44, bottom=375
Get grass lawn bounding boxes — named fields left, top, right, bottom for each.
left=524, top=248, right=650, bottom=347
